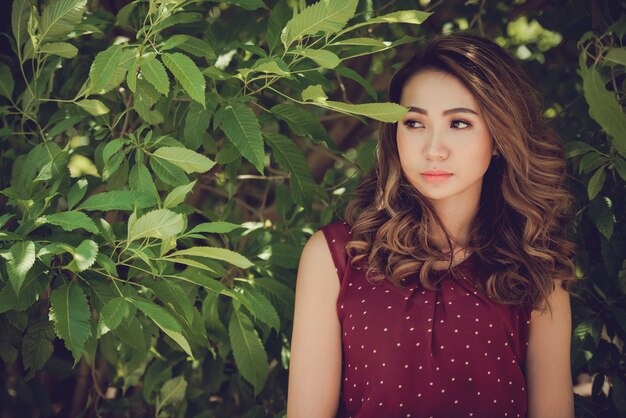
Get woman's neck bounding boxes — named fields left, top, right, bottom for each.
left=430, top=199, right=479, bottom=251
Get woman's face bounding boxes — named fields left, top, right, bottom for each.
left=396, top=69, right=496, bottom=210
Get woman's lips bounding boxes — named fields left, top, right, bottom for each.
left=421, top=171, right=453, bottom=182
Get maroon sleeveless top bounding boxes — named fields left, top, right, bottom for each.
left=321, top=220, right=532, bottom=418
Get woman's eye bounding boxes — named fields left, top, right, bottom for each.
left=403, top=120, right=424, bottom=129
left=451, top=120, right=472, bottom=129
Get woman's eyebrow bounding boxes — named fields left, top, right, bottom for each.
left=406, top=106, right=479, bottom=116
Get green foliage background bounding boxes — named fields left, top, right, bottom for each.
left=0, top=0, right=624, bottom=417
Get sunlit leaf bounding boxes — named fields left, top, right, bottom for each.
left=39, top=41, right=78, bottom=58
left=337, top=9, right=431, bottom=35
left=294, top=48, right=340, bottom=69
left=282, top=0, right=358, bottom=47
left=162, top=52, right=206, bottom=108
left=163, top=180, right=196, bottom=209
left=168, top=246, right=253, bottom=269
left=41, top=211, right=99, bottom=234
left=128, top=209, right=185, bottom=242
left=6, top=241, right=36, bottom=294
left=153, top=147, right=216, bottom=174
left=39, top=0, right=87, bottom=44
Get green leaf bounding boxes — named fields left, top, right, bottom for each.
left=129, top=164, right=159, bottom=207
left=158, top=376, right=187, bottom=410
left=614, top=158, right=626, bottom=182
left=270, top=103, right=335, bottom=149
left=184, top=100, right=212, bottom=149
left=6, top=241, right=36, bottom=294
left=41, top=211, right=99, bottom=234
left=331, top=37, right=387, bottom=47
left=578, top=152, right=607, bottom=174
left=140, top=54, right=170, bottom=96
left=76, top=99, right=110, bottom=115
left=580, top=61, right=626, bottom=156
left=268, top=242, right=301, bottom=268
left=220, top=103, right=265, bottom=174
left=150, top=156, right=189, bottom=187
left=321, top=100, right=407, bottom=122
left=168, top=246, right=253, bottom=269
left=587, top=165, right=606, bottom=200
left=128, top=209, right=185, bottom=242
left=40, top=0, right=87, bottom=44
left=0, top=214, right=14, bottom=230
left=336, top=66, right=377, bottom=99
left=152, top=147, right=216, bottom=174
left=294, top=48, right=340, bottom=69
left=163, top=180, right=196, bottom=209
left=143, top=279, right=194, bottom=326
left=604, top=47, right=626, bottom=66
left=102, top=138, right=127, bottom=163
left=22, top=318, right=55, bottom=372
left=78, top=190, right=134, bottom=211
left=88, top=44, right=135, bottom=95
left=49, top=282, right=92, bottom=362
left=587, top=197, right=614, bottom=240
left=68, top=239, right=98, bottom=272
left=240, top=286, right=280, bottom=332
left=161, top=52, right=206, bottom=108
left=254, top=277, right=295, bottom=313
left=0, top=263, right=46, bottom=314
left=95, top=253, right=117, bottom=277
left=565, top=141, right=595, bottom=158
left=228, top=307, right=268, bottom=396
left=12, top=0, right=34, bottom=48
left=301, top=84, right=328, bottom=102
left=187, top=221, right=242, bottom=235
left=282, top=0, right=359, bottom=48
left=0, top=64, right=15, bottom=100
left=39, top=41, right=78, bottom=58
left=202, top=66, right=231, bottom=80
left=151, top=12, right=202, bottom=32
left=264, top=133, right=317, bottom=208
left=267, top=0, right=290, bottom=52
left=170, top=271, right=228, bottom=295
left=67, top=178, right=88, bottom=210
left=112, top=317, right=147, bottom=352
left=337, top=9, right=432, bottom=35
left=0, top=315, right=22, bottom=364
left=131, top=298, right=194, bottom=358
left=97, top=297, right=130, bottom=336
left=162, top=34, right=216, bottom=59
left=251, top=57, right=291, bottom=76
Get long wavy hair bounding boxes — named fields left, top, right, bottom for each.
left=343, top=33, right=576, bottom=313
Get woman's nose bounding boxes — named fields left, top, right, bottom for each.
left=424, top=129, right=448, bottom=161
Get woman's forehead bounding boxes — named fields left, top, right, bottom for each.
left=400, top=70, right=479, bottom=111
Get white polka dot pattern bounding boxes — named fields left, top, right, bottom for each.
left=322, top=221, right=531, bottom=418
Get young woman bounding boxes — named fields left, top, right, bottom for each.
left=287, top=33, right=576, bottom=418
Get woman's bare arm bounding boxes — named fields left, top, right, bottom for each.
left=286, top=230, right=343, bottom=418
left=526, top=279, right=575, bottom=418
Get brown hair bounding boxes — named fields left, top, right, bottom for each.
left=343, top=33, right=576, bottom=313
